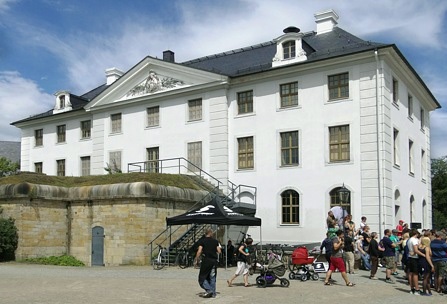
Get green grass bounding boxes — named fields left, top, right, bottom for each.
left=20, top=255, right=85, bottom=266
left=0, top=172, right=203, bottom=190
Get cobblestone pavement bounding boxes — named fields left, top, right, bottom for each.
left=0, top=263, right=444, bottom=304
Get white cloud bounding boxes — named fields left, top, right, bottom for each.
left=0, top=71, right=53, bottom=141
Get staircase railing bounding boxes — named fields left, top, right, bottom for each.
left=147, top=187, right=219, bottom=263
left=128, top=157, right=223, bottom=192
left=227, top=180, right=257, bottom=208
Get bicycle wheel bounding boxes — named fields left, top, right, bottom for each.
left=178, top=253, right=188, bottom=269
left=153, top=258, right=164, bottom=270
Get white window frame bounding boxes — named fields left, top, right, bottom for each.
left=109, top=151, right=122, bottom=172
left=56, top=159, right=65, bottom=176
left=80, top=120, right=91, bottom=139
left=146, top=106, right=160, bottom=127
left=110, top=113, right=122, bottom=134
left=323, top=68, right=352, bottom=104
left=56, top=124, right=66, bottom=143
left=237, top=136, right=254, bottom=170
left=187, top=141, right=202, bottom=172
left=80, top=156, right=91, bottom=176
left=279, top=130, right=299, bottom=167
left=393, top=128, right=400, bottom=167
left=188, top=98, right=202, bottom=122
left=409, top=139, right=414, bottom=176
left=35, top=129, right=43, bottom=147
left=146, top=147, right=159, bottom=173
left=421, top=149, right=427, bottom=181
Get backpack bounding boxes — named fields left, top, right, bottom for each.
left=401, top=241, right=409, bottom=265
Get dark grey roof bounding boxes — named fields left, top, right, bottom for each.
left=81, top=84, right=109, bottom=100
left=182, top=27, right=387, bottom=76
left=0, top=141, right=20, bottom=163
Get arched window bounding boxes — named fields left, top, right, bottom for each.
left=329, top=187, right=351, bottom=214
left=282, top=41, right=296, bottom=59
left=281, top=190, right=299, bottom=224
left=422, top=200, right=427, bottom=228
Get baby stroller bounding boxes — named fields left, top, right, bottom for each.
left=289, top=246, right=320, bottom=281
left=255, top=255, right=290, bottom=288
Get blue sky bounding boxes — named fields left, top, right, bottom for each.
left=0, top=0, right=446, bottom=158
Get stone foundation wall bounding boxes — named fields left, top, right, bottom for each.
left=0, top=182, right=205, bottom=266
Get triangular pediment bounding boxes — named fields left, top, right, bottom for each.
left=85, top=57, right=227, bottom=110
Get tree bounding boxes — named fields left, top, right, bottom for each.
left=0, top=157, right=19, bottom=177
left=431, top=156, right=447, bottom=229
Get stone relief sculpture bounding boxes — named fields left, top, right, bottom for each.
left=126, top=70, right=184, bottom=97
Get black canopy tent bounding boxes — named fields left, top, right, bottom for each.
left=166, top=200, right=262, bottom=269
left=166, top=199, right=261, bottom=226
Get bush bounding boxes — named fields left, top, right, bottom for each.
left=22, top=255, right=85, bottom=266
left=0, top=208, right=18, bottom=261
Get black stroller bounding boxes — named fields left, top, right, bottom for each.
left=255, top=255, right=290, bottom=288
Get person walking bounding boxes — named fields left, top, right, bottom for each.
left=194, top=228, right=221, bottom=298
left=323, top=230, right=355, bottom=287
left=321, top=232, right=334, bottom=281
left=430, top=231, right=447, bottom=294
left=360, top=225, right=371, bottom=270
left=227, top=237, right=253, bottom=287
left=381, top=229, right=397, bottom=283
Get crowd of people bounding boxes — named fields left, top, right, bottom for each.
left=322, top=212, right=447, bottom=296
left=192, top=219, right=447, bottom=298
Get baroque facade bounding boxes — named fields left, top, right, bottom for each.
left=12, top=10, right=440, bottom=243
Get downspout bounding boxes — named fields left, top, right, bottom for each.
left=374, top=49, right=383, bottom=236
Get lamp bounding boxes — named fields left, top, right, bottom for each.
left=337, top=183, right=350, bottom=204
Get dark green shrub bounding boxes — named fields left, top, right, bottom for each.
left=0, top=209, right=19, bottom=261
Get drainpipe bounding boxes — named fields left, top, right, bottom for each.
left=374, top=49, right=383, bottom=237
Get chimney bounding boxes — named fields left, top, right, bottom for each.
left=314, top=9, right=339, bottom=35
left=163, top=50, right=175, bottom=63
left=105, top=67, right=124, bottom=85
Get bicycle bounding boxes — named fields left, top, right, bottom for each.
left=152, top=244, right=168, bottom=270
left=176, top=249, right=193, bottom=269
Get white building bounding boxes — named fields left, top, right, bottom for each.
left=12, top=10, right=440, bottom=244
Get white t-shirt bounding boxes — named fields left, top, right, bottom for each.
left=407, top=237, right=419, bottom=259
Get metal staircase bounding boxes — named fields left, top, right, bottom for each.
left=128, top=157, right=257, bottom=264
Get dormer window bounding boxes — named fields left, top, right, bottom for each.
left=53, top=91, right=72, bottom=114
left=283, top=41, right=296, bottom=59
left=272, top=26, right=307, bottom=67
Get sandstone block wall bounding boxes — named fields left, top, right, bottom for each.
left=0, top=182, right=205, bottom=266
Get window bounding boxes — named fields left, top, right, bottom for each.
left=280, top=131, right=299, bottom=166
left=34, top=162, right=42, bottom=173
left=111, top=113, right=122, bottom=133
left=393, top=128, right=400, bottom=166
left=329, top=125, right=350, bottom=162
left=35, top=129, right=43, bottom=146
left=281, top=190, right=299, bottom=224
left=56, top=159, right=65, bottom=176
left=146, top=147, right=159, bottom=173
left=280, top=82, right=298, bottom=108
left=187, top=142, right=202, bottom=172
left=57, top=125, right=66, bottom=143
left=109, top=151, right=122, bottom=172
left=283, top=41, right=296, bottom=59
left=392, top=78, right=398, bottom=104
left=59, top=95, right=65, bottom=108
left=81, top=120, right=91, bottom=139
left=421, top=149, right=427, bottom=181
left=238, top=136, right=254, bottom=169
left=80, top=156, right=90, bottom=176
left=330, top=187, right=351, bottom=214
left=237, top=90, right=253, bottom=115
left=408, top=94, right=413, bottom=118
left=420, top=108, right=425, bottom=130
left=147, top=106, right=159, bottom=127
left=409, top=140, right=414, bottom=175
left=328, top=72, right=349, bottom=100
left=188, top=99, right=202, bottom=121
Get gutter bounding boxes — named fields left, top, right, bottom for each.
left=374, top=49, right=383, bottom=237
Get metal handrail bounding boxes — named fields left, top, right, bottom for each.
left=128, top=157, right=223, bottom=191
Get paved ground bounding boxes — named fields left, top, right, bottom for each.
left=0, top=262, right=445, bottom=304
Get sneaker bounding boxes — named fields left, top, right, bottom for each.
left=411, top=290, right=422, bottom=296
left=423, top=292, right=432, bottom=296
left=392, top=271, right=399, bottom=275
left=385, top=278, right=394, bottom=284
left=202, top=293, right=213, bottom=298
left=370, top=276, right=378, bottom=280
